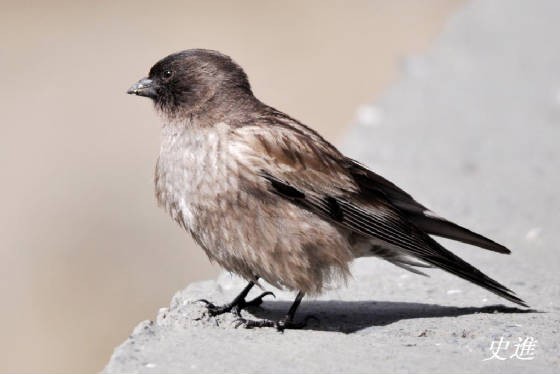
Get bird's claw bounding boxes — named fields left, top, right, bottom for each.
left=195, top=299, right=214, bottom=307
left=275, top=314, right=318, bottom=331
left=196, top=299, right=232, bottom=316
left=245, top=291, right=275, bottom=307
left=233, top=314, right=317, bottom=332
left=195, top=291, right=274, bottom=317
left=234, top=317, right=275, bottom=329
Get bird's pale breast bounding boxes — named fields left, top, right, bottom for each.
left=154, top=121, right=354, bottom=293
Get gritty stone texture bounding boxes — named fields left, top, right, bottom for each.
left=104, top=0, right=560, bottom=372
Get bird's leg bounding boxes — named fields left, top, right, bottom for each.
left=235, top=291, right=315, bottom=331
left=197, top=279, right=274, bottom=317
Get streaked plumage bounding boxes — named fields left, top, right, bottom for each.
left=127, top=49, right=526, bottom=329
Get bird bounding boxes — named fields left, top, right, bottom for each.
left=127, top=49, right=527, bottom=330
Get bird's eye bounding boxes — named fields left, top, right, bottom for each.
left=163, top=70, right=173, bottom=79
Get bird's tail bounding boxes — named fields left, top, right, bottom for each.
left=418, top=233, right=527, bottom=307
left=408, top=212, right=511, bottom=254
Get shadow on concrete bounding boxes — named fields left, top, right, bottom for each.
left=247, top=300, right=536, bottom=333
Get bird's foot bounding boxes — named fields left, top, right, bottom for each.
left=196, top=299, right=234, bottom=316
left=245, top=291, right=275, bottom=307
left=234, top=315, right=318, bottom=332
left=197, top=291, right=275, bottom=317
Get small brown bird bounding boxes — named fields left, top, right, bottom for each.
left=127, top=49, right=526, bottom=330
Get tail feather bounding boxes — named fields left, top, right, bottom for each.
left=346, top=159, right=512, bottom=254
left=390, top=261, right=430, bottom=277
left=408, top=212, right=511, bottom=254
left=343, top=158, right=523, bottom=305
left=419, top=234, right=527, bottom=307
left=388, top=256, right=432, bottom=277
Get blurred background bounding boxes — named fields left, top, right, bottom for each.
left=0, top=1, right=466, bottom=372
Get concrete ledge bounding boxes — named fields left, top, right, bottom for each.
left=104, top=262, right=557, bottom=373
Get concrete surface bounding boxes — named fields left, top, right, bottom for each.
left=104, top=0, right=560, bottom=372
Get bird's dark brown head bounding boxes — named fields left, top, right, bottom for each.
left=127, top=49, right=252, bottom=119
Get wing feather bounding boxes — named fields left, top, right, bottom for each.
left=345, top=160, right=511, bottom=253
left=236, top=110, right=525, bottom=307
left=258, top=171, right=527, bottom=307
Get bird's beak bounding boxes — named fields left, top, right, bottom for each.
left=127, top=77, right=157, bottom=98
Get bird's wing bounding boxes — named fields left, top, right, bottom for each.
left=344, top=159, right=511, bottom=254
left=235, top=118, right=526, bottom=307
